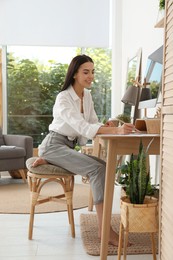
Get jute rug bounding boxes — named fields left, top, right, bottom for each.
left=0, top=178, right=90, bottom=214
left=80, top=213, right=158, bottom=256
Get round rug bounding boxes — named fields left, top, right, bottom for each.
left=0, top=178, right=90, bottom=214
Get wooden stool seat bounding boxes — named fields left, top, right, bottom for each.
left=26, top=157, right=75, bottom=240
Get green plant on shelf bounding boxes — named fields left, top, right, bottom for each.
left=159, top=0, right=165, bottom=10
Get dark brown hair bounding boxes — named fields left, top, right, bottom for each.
left=61, top=54, right=94, bottom=91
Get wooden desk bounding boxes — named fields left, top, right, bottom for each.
left=93, top=134, right=160, bottom=260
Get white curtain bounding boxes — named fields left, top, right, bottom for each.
left=0, top=0, right=110, bottom=47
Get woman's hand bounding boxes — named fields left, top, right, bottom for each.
left=116, top=123, right=136, bottom=134
left=97, top=123, right=138, bottom=135
left=104, top=120, right=115, bottom=127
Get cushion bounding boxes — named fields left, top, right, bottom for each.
left=0, top=128, right=5, bottom=146
left=26, top=157, right=75, bottom=176
left=0, top=147, right=25, bottom=159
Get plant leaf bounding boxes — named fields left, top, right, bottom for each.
left=138, top=145, right=149, bottom=203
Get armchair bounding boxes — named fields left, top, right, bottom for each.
left=0, top=128, right=33, bottom=182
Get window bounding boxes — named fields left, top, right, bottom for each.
left=6, top=46, right=112, bottom=147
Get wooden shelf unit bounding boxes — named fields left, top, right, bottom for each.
left=155, top=17, right=164, bottom=28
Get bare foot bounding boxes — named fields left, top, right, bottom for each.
left=98, top=228, right=132, bottom=247
left=32, top=158, right=48, bottom=167
left=109, top=228, right=119, bottom=246
left=109, top=231, right=132, bottom=247
left=98, top=228, right=119, bottom=247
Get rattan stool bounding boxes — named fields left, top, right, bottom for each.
left=26, top=157, right=75, bottom=240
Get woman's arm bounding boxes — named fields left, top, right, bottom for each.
left=97, top=123, right=135, bottom=135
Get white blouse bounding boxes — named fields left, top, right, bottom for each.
left=49, top=85, right=102, bottom=146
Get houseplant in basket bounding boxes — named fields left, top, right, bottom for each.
left=121, top=139, right=158, bottom=203
left=117, top=139, right=159, bottom=259
left=116, top=150, right=159, bottom=199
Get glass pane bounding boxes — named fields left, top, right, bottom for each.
left=6, top=46, right=112, bottom=147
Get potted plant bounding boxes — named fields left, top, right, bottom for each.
left=116, top=148, right=159, bottom=199
left=123, top=139, right=156, bottom=203
left=156, top=0, right=165, bottom=26
left=118, top=139, right=159, bottom=259
left=116, top=113, right=131, bottom=125
left=159, top=0, right=165, bottom=10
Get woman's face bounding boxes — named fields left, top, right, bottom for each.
left=74, top=61, right=95, bottom=88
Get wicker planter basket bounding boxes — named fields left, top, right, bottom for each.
left=120, top=196, right=158, bottom=233
left=118, top=196, right=159, bottom=260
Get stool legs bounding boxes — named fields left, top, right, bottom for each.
left=64, top=176, right=75, bottom=238
left=27, top=173, right=75, bottom=239
left=28, top=176, right=39, bottom=240
left=67, top=200, right=75, bottom=237
left=28, top=202, right=36, bottom=240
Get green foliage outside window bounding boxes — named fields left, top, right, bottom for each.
left=76, top=48, right=112, bottom=121
left=7, top=53, right=68, bottom=147
left=7, top=48, right=112, bottom=147
left=150, top=81, right=160, bottom=99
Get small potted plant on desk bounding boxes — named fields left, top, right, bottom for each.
left=116, top=113, right=131, bottom=125
left=117, top=140, right=159, bottom=260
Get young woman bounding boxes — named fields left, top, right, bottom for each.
left=32, top=54, right=134, bottom=246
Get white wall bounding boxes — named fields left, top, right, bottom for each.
left=111, top=0, right=164, bottom=118
left=121, top=0, right=164, bottom=117
left=111, top=0, right=163, bottom=184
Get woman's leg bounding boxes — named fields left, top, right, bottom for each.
left=33, top=160, right=119, bottom=245
left=33, top=158, right=119, bottom=245
left=33, top=132, right=119, bottom=245
left=95, top=203, right=119, bottom=246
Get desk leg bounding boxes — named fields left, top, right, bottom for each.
left=100, top=140, right=117, bottom=260
left=88, top=188, right=93, bottom=211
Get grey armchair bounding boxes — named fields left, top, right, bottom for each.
left=0, top=128, right=33, bottom=182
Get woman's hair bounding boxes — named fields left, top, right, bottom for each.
left=61, top=54, right=94, bottom=91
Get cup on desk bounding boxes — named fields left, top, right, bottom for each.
left=108, top=118, right=119, bottom=127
